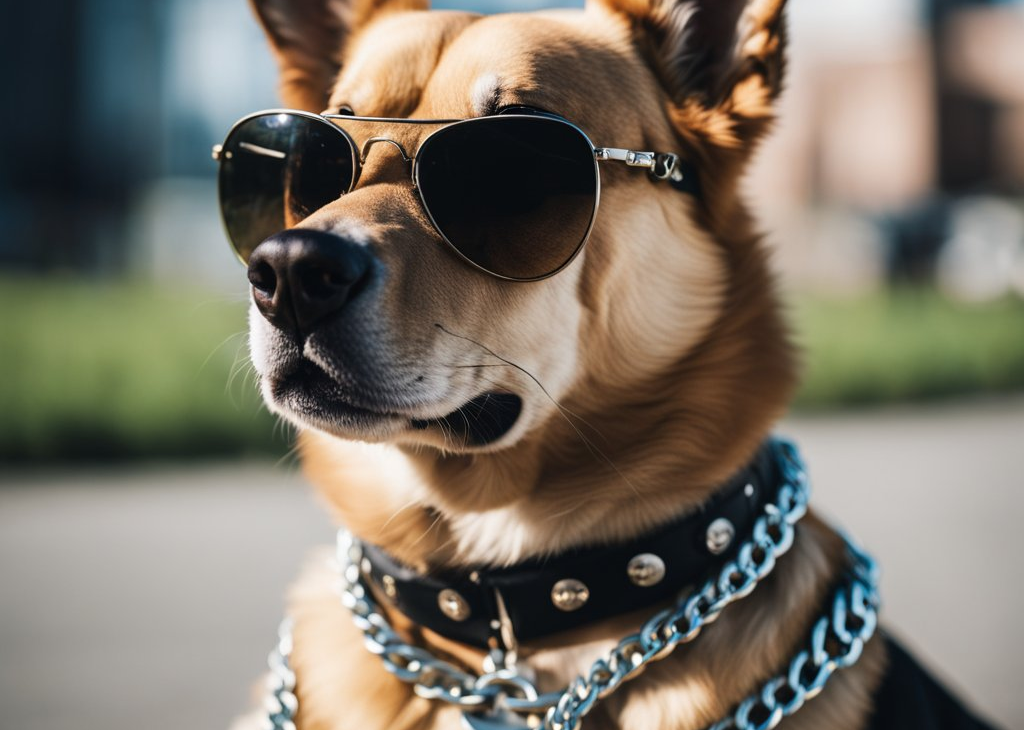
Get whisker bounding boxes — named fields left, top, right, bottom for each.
left=440, top=356, right=608, bottom=449
left=475, top=370, right=638, bottom=498
left=201, top=330, right=247, bottom=376
left=225, top=338, right=255, bottom=408
left=409, top=509, right=445, bottom=549
left=436, top=324, right=642, bottom=500
left=436, top=414, right=457, bottom=454
left=274, top=441, right=302, bottom=470
left=382, top=497, right=426, bottom=531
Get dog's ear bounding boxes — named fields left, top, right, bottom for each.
left=251, top=0, right=428, bottom=111
left=597, top=0, right=786, bottom=148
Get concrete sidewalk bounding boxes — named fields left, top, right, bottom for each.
left=1, top=398, right=1021, bottom=730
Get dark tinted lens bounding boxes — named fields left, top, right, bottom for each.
left=218, top=113, right=356, bottom=262
left=416, top=116, right=598, bottom=280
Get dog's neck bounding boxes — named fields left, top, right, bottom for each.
left=299, top=221, right=795, bottom=570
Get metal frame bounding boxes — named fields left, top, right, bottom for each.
left=213, top=109, right=359, bottom=266
left=213, top=108, right=685, bottom=282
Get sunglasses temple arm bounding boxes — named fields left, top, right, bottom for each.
left=594, top=148, right=683, bottom=183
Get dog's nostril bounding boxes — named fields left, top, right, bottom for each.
left=292, top=262, right=338, bottom=300
left=304, top=268, right=348, bottom=300
left=248, top=260, right=277, bottom=297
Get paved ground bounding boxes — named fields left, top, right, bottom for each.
left=1, top=398, right=1022, bottom=730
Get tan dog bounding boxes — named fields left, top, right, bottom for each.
left=223, top=0, right=986, bottom=729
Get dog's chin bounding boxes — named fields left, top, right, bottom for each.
left=264, top=363, right=523, bottom=450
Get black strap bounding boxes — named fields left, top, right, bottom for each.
left=362, top=441, right=778, bottom=650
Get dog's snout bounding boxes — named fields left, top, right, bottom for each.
left=247, top=229, right=374, bottom=334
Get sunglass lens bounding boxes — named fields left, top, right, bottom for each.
left=416, top=116, right=598, bottom=280
left=218, top=113, right=356, bottom=263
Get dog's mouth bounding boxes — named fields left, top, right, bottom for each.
left=411, top=392, right=523, bottom=447
left=269, top=362, right=522, bottom=447
left=269, top=362, right=396, bottom=430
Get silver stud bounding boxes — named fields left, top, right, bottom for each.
left=627, top=553, right=666, bottom=587
left=381, top=574, right=397, bottom=599
left=551, top=579, right=590, bottom=611
left=744, top=483, right=755, bottom=498
left=706, top=517, right=735, bottom=555
left=438, top=588, right=471, bottom=621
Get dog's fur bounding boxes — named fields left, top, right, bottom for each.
left=236, top=0, right=893, bottom=728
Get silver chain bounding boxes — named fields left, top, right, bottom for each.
left=261, top=439, right=878, bottom=730
left=706, top=534, right=879, bottom=730
left=264, top=618, right=299, bottom=730
left=335, top=531, right=551, bottom=713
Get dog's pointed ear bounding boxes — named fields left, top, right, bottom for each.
left=597, top=0, right=787, bottom=104
left=596, top=0, right=787, bottom=145
left=251, top=0, right=428, bottom=111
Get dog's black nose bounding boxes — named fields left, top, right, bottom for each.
left=247, top=229, right=374, bottom=334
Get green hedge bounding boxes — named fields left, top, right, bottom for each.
left=1, top=276, right=287, bottom=463
left=1, top=277, right=1022, bottom=463
left=791, top=288, right=1024, bottom=409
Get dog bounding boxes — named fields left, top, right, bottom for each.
left=221, top=0, right=999, bottom=728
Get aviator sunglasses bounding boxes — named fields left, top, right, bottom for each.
left=214, top=109, right=695, bottom=282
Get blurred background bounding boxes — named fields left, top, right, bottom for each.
left=1, top=0, right=1022, bottom=728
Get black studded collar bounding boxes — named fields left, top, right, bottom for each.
left=360, top=441, right=780, bottom=651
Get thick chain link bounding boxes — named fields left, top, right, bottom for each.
left=707, top=534, right=879, bottom=730
left=264, top=618, right=299, bottom=730
left=336, top=531, right=534, bottom=711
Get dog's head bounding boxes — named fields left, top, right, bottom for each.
left=244, top=0, right=794, bottom=524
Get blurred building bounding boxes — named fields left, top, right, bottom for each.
left=750, top=0, right=1024, bottom=295
left=0, top=0, right=278, bottom=279
left=1, top=0, right=1022, bottom=292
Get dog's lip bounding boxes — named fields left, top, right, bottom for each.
left=270, top=361, right=415, bottom=419
left=267, top=362, right=523, bottom=445
left=268, top=364, right=402, bottom=429
left=411, top=392, right=523, bottom=447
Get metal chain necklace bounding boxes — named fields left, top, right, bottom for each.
left=259, top=439, right=880, bottom=730
left=264, top=618, right=298, bottom=730
left=706, top=535, right=878, bottom=730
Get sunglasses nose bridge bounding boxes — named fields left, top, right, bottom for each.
left=359, top=137, right=413, bottom=168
